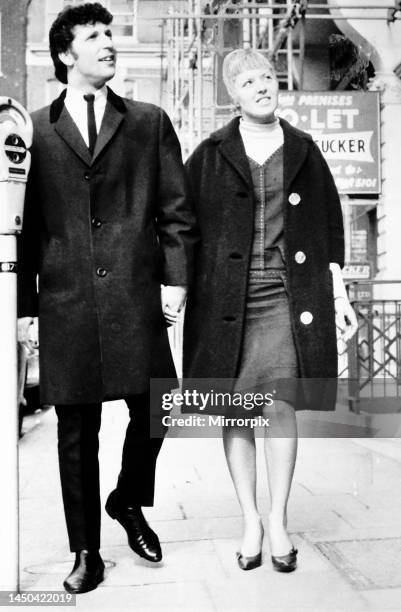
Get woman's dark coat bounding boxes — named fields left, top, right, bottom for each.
left=183, top=117, right=344, bottom=411
left=18, top=88, right=196, bottom=405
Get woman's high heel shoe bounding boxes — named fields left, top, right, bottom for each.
left=236, top=550, right=262, bottom=571
left=236, top=522, right=264, bottom=570
left=271, top=547, right=298, bottom=573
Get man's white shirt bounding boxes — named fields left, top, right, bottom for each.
left=64, top=85, right=107, bottom=147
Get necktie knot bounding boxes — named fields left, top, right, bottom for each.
left=83, top=94, right=95, bottom=103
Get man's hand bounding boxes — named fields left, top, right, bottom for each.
left=161, top=285, right=187, bottom=326
left=18, top=317, right=35, bottom=353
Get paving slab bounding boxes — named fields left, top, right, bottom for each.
left=303, top=523, right=401, bottom=544
left=210, top=536, right=370, bottom=611
left=30, top=582, right=215, bottom=612
left=362, top=587, right=401, bottom=612
left=316, top=537, right=401, bottom=590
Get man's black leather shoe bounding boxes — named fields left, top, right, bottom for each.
left=63, top=550, right=104, bottom=594
left=105, top=490, right=162, bottom=562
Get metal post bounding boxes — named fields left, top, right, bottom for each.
left=188, top=0, right=195, bottom=155
left=268, top=7, right=274, bottom=49
left=166, top=11, right=174, bottom=118
left=179, top=8, right=184, bottom=104
left=243, top=0, right=251, bottom=48
left=0, top=235, right=19, bottom=591
left=196, top=0, right=203, bottom=144
left=159, top=19, right=165, bottom=108
left=0, top=98, right=32, bottom=593
left=173, top=10, right=178, bottom=116
left=211, top=55, right=217, bottom=134
left=251, top=5, right=257, bottom=48
left=287, top=27, right=293, bottom=90
left=299, top=14, right=305, bottom=89
left=0, top=96, right=32, bottom=591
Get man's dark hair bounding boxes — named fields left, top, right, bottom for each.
left=49, top=2, right=113, bottom=84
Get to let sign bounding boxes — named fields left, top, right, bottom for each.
left=277, top=92, right=381, bottom=195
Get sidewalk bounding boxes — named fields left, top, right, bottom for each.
left=18, top=402, right=401, bottom=611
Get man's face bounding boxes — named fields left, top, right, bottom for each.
left=60, top=21, right=116, bottom=89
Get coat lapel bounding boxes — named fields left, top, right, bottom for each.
left=92, top=88, right=126, bottom=164
left=217, top=118, right=252, bottom=188
left=280, top=118, right=309, bottom=192
left=216, top=117, right=309, bottom=191
left=50, top=87, right=126, bottom=167
left=54, top=107, right=92, bottom=167
left=51, top=90, right=92, bottom=167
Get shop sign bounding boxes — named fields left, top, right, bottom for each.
left=351, top=229, right=368, bottom=261
left=342, top=262, right=371, bottom=280
left=348, top=283, right=373, bottom=302
left=277, top=92, right=381, bottom=195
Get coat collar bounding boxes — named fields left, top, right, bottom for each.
left=280, top=117, right=311, bottom=190
left=50, top=86, right=127, bottom=167
left=210, top=116, right=311, bottom=191
left=212, top=117, right=252, bottom=187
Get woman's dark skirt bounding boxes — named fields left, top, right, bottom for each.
left=235, top=269, right=299, bottom=413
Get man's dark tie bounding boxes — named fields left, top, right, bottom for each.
left=83, top=94, right=97, bottom=156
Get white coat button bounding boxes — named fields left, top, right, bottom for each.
left=300, top=311, right=313, bottom=325
left=288, top=192, right=301, bottom=205
left=295, top=251, right=306, bottom=264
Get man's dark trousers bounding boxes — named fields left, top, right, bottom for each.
left=55, top=393, right=165, bottom=552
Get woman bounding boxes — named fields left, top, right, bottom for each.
left=183, top=48, right=358, bottom=572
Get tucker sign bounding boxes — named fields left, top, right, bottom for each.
left=277, top=92, right=381, bottom=195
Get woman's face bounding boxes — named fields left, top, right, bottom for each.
left=232, top=66, right=279, bottom=124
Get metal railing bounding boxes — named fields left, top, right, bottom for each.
left=346, top=281, right=401, bottom=413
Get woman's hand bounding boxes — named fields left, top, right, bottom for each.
left=335, top=296, right=358, bottom=343
left=161, top=285, right=187, bottom=326
left=329, top=263, right=358, bottom=344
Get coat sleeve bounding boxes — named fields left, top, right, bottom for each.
left=156, top=109, right=198, bottom=286
left=17, top=162, right=40, bottom=318
left=311, top=141, right=345, bottom=268
left=184, top=146, right=202, bottom=206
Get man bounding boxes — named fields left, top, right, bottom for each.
left=18, top=2, right=196, bottom=594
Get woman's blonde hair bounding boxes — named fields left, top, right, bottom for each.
left=222, top=48, right=276, bottom=100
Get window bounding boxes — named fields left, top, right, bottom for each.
left=108, top=0, right=136, bottom=38
left=46, top=0, right=137, bottom=40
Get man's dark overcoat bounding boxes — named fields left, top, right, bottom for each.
left=18, top=88, right=196, bottom=405
left=183, top=117, right=344, bottom=411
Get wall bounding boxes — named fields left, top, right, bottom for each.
left=0, top=0, right=30, bottom=105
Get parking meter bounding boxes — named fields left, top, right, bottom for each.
left=0, top=97, right=32, bottom=235
left=0, top=97, right=33, bottom=592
